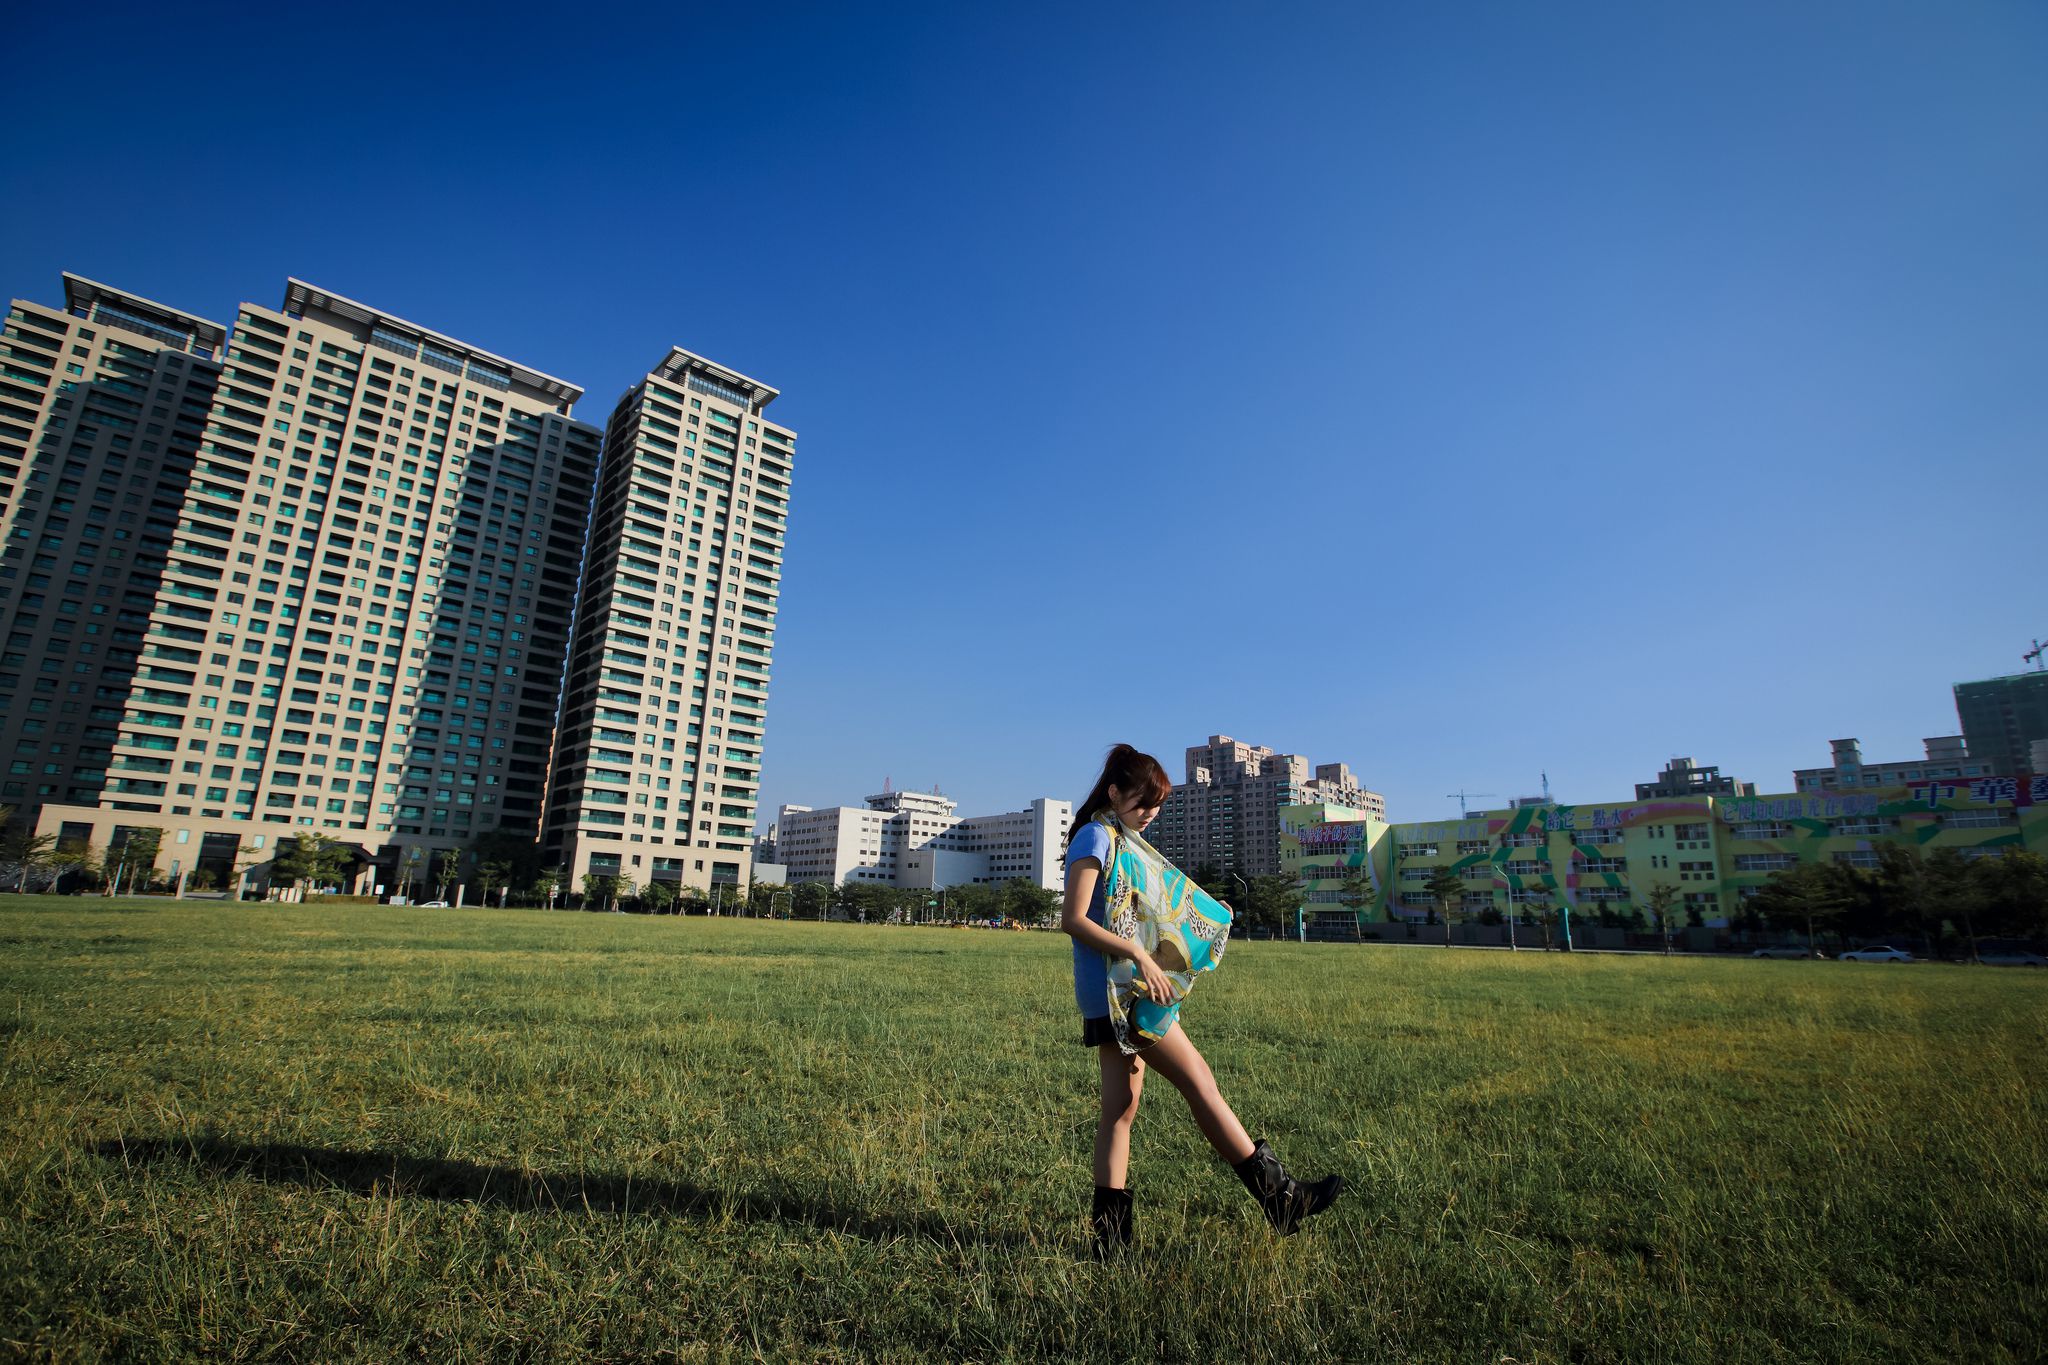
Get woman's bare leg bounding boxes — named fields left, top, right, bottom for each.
left=1094, top=1044, right=1144, bottom=1187
left=1139, top=1023, right=1256, bottom=1164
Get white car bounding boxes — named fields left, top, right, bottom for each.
left=420, top=899, right=450, bottom=908
left=1838, top=944, right=1914, bottom=963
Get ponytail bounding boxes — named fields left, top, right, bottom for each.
left=1068, top=743, right=1174, bottom=845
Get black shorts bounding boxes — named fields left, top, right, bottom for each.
left=1080, top=1015, right=1154, bottom=1051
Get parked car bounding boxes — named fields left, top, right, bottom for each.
left=1976, top=947, right=2046, bottom=967
left=1839, top=944, right=1914, bottom=963
left=420, top=899, right=450, bottom=908
left=1751, top=946, right=1828, bottom=960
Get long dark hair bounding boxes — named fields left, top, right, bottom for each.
left=1068, top=743, right=1173, bottom=845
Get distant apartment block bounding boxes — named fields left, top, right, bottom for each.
left=1635, top=756, right=1754, bottom=800
left=1792, top=736, right=1987, bottom=793
left=1954, top=671, right=2048, bottom=778
left=0, top=273, right=789, bottom=896
left=772, top=787, right=1071, bottom=890
left=1146, top=734, right=1384, bottom=877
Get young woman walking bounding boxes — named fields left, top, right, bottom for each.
left=1061, top=743, right=1344, bottom=1257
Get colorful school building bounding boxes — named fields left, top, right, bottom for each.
left=1280, top=774, right=2048, bottom=934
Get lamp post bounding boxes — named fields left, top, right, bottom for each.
left=1493, top=864, right=1518, bottom=952
left=1228, top=871, right=1249, bottom=937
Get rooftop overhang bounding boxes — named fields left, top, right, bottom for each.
left=281, top=278, right=584, bottom=408
left=650, top=346, right=781, bottom=410
left=62, top=273, right=228, bottom=352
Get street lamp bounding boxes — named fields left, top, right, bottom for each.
left=1228, top=871, right=1249, bottom=937
left=1493, top=863, right=1518, bottom=952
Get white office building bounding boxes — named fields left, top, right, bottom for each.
left=772, top=787, right=1071, bottom=890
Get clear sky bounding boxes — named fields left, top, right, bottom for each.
left=5, top=2, right=2043, bottom=826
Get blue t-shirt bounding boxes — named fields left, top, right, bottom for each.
left=1066, top=821, right=1115, bottom=1018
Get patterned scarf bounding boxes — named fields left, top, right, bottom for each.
left=1096, top=815, right=1234, bottom=1054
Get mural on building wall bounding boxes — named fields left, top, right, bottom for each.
left=1278, top=805, right=1393, bottom=919
left=1282, top=778, right=2046, bottom=928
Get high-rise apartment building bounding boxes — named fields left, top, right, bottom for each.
left=1146, top=734, right=1384, bottom=877
left=1954, top=672, right=2048, bottom=778
left=0, top=273, right=708, bottom=893
left=541, top=348, right=793, bottom=894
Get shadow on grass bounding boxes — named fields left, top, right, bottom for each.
left=92, top=1135, right=1034, bottom=1251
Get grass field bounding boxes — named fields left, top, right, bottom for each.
left=1, top=897, right=2042, bottom=1363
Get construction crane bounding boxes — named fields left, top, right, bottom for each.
left=1447, top=790, right=1497, bottom=816
left=2026, top=639, right=2045, bottom=672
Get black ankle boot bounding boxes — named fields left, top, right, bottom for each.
left=1090, top=1185, right=1133, bottom=1259
left=1232, top=1139, right=1343, bottom=1235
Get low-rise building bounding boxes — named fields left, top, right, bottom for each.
left=1283, top=773, right=2047, bottom=931
left=1792, top=737, right=1988, bottom=793
left=770, top=787, right=1071, bottom=890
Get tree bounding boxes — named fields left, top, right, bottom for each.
left=399, top=847, right=428, bottom=904
left=434, top=855, right=461, bottom=903
left=1243, top=873, right=1300, bottom=938
left=1873, top=844, right=1942, bottom=949
left=0, top=828, right=56, bottom=893
left=535, top=868, right=562, bottom=910
left=1643, top=879, right=1680, bottom=954
left=232, top=845, right=269, bottom=901
left=109, top=828, right=164, bottom=895
left=1744, top=859, right=1859, bottom=957
left=273, top=832, right=350, bottom=899
left=1425, top=867, right=1464, bottom=947
left=1001, top=878, right=1060, bottom=928
left=1336, top=863, right=1374, bottom=939
left=49, top=837, right=103, bottom=894
left=582, top=872, right=622, bottom=913
left=1921, top=847, right=1981, bottom=959
left=793, top=881, right=829, bottom=919
left=953, top=883, right=1000, bottom=923
left=642, top=880, right=676, bottom=915
left=1973, top=848, right=2048, bottom=943
left=468, top=828, right=543, bottom=901
left=476, top=858, right=513, bottom=909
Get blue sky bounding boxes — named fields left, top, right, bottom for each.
left=5, top=2, right=2043, bottom=826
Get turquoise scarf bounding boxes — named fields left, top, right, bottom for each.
left=1096, top=815, right=1234, bottom=1053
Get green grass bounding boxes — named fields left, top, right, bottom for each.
left=0, top=897, right=2042, bottom=1363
